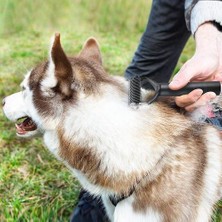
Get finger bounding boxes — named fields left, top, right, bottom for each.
left=175, top=89, right=203, bottom=108
left=185, top=92, right=217, bottom=112
left=169, top=61, right=200, bottom=90
left=214, top=72, right=222, bottom=82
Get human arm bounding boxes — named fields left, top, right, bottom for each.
left=169, top=1, right=222, bottom=111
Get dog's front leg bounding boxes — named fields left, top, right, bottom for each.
left=113, top=196, right=163, bottom=222
left=101, top=196, right=115, bottom=222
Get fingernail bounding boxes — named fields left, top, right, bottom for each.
left=195, top=89, right=203, bottom=96
left=169, top=79, right=180, bottom=88
left=194, top=89, right=203, bottom=100
left=208, top=92, right=217, bottom=99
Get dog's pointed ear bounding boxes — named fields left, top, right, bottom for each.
left=49, top=33, right=73, bottom=97
left=79, top=37, right=102, bottom=65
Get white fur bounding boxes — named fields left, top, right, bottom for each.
left=41, top=35, right=58, bottom=92
left=114, top=196, right=163, bottom=222
left=102, top=196, right=115, bottom=221
left=62, top=86, right=166, bottom=181
left=4, top=71, right=32, bottom=121
left=43, top=131, right=61, bottom=159
left=3, top=92, right=27, bottom=122
left=20, top=71, right=31, bottom=88
left=41, top=58, right=57, bottom=91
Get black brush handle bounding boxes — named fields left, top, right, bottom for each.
left=159, top=81, right=221, bottom=96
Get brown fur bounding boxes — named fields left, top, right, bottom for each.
left=58, top=127, right=143, bottom=196
left=133, top=126, right=207, bottom=221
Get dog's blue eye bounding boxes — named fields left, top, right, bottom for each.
left=22, top=86, right=26, bottom=91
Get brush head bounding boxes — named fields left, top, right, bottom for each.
left=129, top=76, right=221, bottom=105
left=129, top=76, right=141, bottom=105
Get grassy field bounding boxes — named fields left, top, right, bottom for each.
left=0, top=0, right=221, bottom=221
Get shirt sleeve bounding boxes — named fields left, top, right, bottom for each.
left=185, top=0, right=222, bottom=34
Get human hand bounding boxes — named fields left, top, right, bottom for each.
left=169, top=22, right=222, bottom=112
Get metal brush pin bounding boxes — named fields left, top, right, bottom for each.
left=129, top=76, right=141, bottom=105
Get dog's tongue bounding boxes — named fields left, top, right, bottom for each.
left=15, top=117, right=37, bottom=135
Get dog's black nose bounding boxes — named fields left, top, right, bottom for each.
left=2, top=98, right=6, bottom=106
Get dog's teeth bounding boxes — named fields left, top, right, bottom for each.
left=28, top=120, right=33, bottom=126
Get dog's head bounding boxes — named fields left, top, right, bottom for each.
left=3, top=33, right=111, bottom=137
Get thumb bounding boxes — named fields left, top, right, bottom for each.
left=169, top=62, right=199, bottom=90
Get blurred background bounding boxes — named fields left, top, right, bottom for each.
left=0, top=0, right=221, bottom=221
left=0, top=0, right=149, bottom=35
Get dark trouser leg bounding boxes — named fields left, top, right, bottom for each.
left=125, top=0, right=191, bottom=83
left=70, top=190, right=108, bottom=222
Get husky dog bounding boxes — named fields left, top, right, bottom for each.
left=3, top=34, right=222, bottom=222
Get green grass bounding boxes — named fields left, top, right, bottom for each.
left=0, top=0, right=221, bottom=221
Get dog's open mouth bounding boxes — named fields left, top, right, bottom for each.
left=15, top=117, right=37, bottom=135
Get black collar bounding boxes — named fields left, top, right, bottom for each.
left=108, top=150, right=169, bottom=206
left=109, top=189, right=134, bottom=206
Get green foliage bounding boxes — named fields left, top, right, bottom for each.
left=0, top=0, right=221, bottom=221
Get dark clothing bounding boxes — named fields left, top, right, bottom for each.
left=70, top=190, right=108, bottom=222
left=125, top=0, right=191, bottom=82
